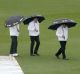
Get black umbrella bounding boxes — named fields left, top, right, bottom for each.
left=23, top=15, right=45, bottom=25
left=48, top=18, right=77, bottom=30
left=5, top=16, right=24, bottom=27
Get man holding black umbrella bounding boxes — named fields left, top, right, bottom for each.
left=28, top=18, right=40, bottom=56
left=23, top=15, right=45, bottom=56
left=55, top=24, right=68, bottom=60
left=48, top=18, right=77, bottom=60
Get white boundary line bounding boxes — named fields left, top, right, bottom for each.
left=0, top=56, right=24, bottom=74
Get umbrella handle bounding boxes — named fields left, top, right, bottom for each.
left=62, top=35, right=65, bottom=39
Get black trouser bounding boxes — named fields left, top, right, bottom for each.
left=30, top=36, right=40, bottom=55
left=10, top=36, right=18, bottom=54
left=56, top=41, right=67, bottom=59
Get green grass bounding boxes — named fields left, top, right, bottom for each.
left=0, top=0, right=80, bottom=74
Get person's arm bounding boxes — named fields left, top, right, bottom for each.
left=28, top=21, right=35, bottom=31
left=56, top=26, right=64, bottom=38
left=28, top=22, right=39, bottom=32
left=56, top=30, right=63, bottom=37
left=16, top=24, right=20, bottom=32
left=28, top=25, right=35, bottom=31
left=34, top=22, right=39, bottom=32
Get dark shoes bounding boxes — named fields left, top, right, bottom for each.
left=30, top=53, right=40, bottom=56
left=63, top=58, right=69, bottom=60
left=30, top=54, right=35, bottom=56
left=55, top=54, right=59, bottom=59
left=55, top=54, right=69, bottom=60
left=34, top=53, right=40, bottom=56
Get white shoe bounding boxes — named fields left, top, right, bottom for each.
left=9, top=53, right=18, bottom=57
left=12, top=53, right=18, bottom=57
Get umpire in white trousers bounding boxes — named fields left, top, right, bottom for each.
left=28, top=18, right=40, bottom=56
left=55, top=24, right=68, bottom=60
left=9, top=24, right=19, bottom=57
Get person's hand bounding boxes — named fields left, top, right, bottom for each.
left=34, top=29, right=38, bottom=32
left=17, top=28, right=20, bottom=32
left=62, top=35, right=65, bottom=39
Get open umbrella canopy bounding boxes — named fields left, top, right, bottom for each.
left=48, top=18, right=77, bottom=30
left=5, top=16, right=24, bottom=27
left=23, top=15, right=45, bottom=25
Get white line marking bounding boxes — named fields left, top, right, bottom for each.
left=0, top=56, right=24, bottom=74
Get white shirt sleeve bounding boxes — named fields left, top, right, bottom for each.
left=28, top=22, right=35, bottom=31
left=28, top=21, right=40, bottom=36
left=56, top=26, right=63, bottom=37
left=9, top=24, right=19, bottom=36
left=16, top=24, right=20, bottom=32
left=56, top=26, right=68, bottom=41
